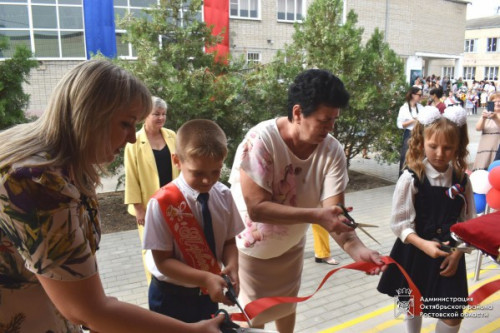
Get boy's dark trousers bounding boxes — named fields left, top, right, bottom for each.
left=495, top=144, right=500, bottom=162
left=149, top=276, right=218, bottom=323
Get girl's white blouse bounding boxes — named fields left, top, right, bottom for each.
left=391, top=159, right=476, bottom=243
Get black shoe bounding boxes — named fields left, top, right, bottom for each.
left=314, top=256, right=339, bottom=265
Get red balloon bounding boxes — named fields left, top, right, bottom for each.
left=489, top=167, right=500, bottom=190
left=486, top=188, right=500, bottom=210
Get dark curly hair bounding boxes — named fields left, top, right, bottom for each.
left=287, top=69, right=350, bottom=121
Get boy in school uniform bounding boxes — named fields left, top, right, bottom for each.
left=143, top=119, right=244, bottom=323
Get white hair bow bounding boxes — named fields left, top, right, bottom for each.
left=417, top=105, right=467, bottom=127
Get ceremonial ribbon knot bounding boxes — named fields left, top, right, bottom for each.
left=445, top=184, right=468, bottom=214
left=166, top=201, right=193, bottom=222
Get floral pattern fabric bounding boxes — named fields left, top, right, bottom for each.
left=0, top=154, right=100, bottom=333
left=230, top=119, right=348, bottom=259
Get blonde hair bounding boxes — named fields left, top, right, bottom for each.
left=405, top=118, right=469, bottom=181
left=0, top=60, right=151, bottom=196
left=176, top=119, right=227, bottom=161
left=489, top=92, right=500, bottom=102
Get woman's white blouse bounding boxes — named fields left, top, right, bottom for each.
left=391, top=160, right=476, bottom=243
left=396, top=103, right=423, bottom=130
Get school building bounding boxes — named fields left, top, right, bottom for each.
left=462, top=15, right=500, bottom=82
left=0, top=0, right=474, bottom=115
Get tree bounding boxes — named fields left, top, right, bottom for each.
left=262, top=0, right=407, bottom=166
left=0, top=38, right=38, bottom=130
left=115, top=0, right=251, bottom=167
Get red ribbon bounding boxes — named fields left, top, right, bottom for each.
left=230, top=256, right=423, bottom=322
left=468, top=278, right=500, bottom=306
left=230, top=255, right=500, bottom=323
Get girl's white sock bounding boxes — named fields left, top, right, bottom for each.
left=405, top=315, right=422, bottom=333
left=436, top=319, right=461, bottom=333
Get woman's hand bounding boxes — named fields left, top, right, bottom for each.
left=355, top=247, right=387, bottom=275
left=316, top=206, right=353, bottom=234
left=133, top=204, right=146, bottom=226
left=191, top=313, right=226, bottom=333
left=482, top=110, right=493, bottom=119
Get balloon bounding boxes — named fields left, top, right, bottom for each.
left=488, top=167, right=500, bottom=190
left=473, top=193, right=486, bottom=214
left=469, top=170, right=492, bottom=194
left=486, top=188, right=500, bottom=210
left=487, top=160, right=500, bottom=172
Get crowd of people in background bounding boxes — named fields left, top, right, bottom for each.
left=415, top=75, right=498, bottom=115
left=406, top=75, right=500, bottom=174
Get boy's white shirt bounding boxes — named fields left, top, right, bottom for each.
left=391, top=159, right=476, bottom=243
left=143, top=172, right=244, bottom=287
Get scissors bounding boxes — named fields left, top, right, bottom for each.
left=337, top=203, right=381, bottom=245
left=433, top=237, right=474, bottom=254
left=215, top=309, right=278, bottom=333
left=222, top=274, right=252, bottom=327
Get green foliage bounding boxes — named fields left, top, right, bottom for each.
left=114, top=0, right=256, bottom=169
left=110, top=0, right=407, bottom=181
left=0, top=37, right=38, bottom=130
left=269, top=0, right=407, bottom=166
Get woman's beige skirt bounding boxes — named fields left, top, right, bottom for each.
left=238, top=237, right=305, bottom=326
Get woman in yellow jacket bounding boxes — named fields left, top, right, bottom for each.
left=124, top=96, right=179, bottom=282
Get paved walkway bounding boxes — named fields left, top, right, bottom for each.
left=96, top=114, right=500, bottom=332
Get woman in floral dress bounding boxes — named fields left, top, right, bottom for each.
left=0, top=60, right=223, bottom=333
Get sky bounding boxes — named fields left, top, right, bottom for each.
left=466, top=0, right=500, bottom=19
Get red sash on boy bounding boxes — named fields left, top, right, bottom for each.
left=153, top=183, right=221, bottom=286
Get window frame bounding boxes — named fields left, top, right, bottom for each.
left=463, top=66, right=476, bottom=80
left=0, top=1, right=86, bottom=60
left=464, top=38, right=477, bottom=53
left=442, top=66, right=455, bottom=80
left=114, top=0, right=158, bottom=59
left=484, top=66, right=499, bottom=80
left=246, top=50, right=261, bottom=65
left=229, top=0, right=261, bottom=20
left=114, top=0, right=203, bottom=59
left=487, top=37, right=499, bottom=53
left=276, top=0, right=304, bottom=23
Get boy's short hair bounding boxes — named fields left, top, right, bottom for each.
left=176, top=119, right=227, bottom=161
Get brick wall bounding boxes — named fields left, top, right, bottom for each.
left=22, top=60, right=81, bottom=117
left=346, top=0, right=466, bottom=56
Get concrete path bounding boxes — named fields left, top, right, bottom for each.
left=95, top=114, right=500, bottom=332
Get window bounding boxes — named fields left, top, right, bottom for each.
left=464, top=39, right=477, bottom=53
left=247, top=51, right=261, bottom=65
left=485, top=66, right=499, bottom=80
left=463, top=67, right=476, bottom=80
left=114, top=1, right=201, bottom=58
left=0, top=2, right=85, bottom=59
left=487, top=37, right=498, bottom=52
left=114, top=0, right=157, bottom=58
left=442, top=66, right=454, bottom=80
left=230, top=0, right=259, bottom=19
left=277, top=0, right=303, bottom=21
